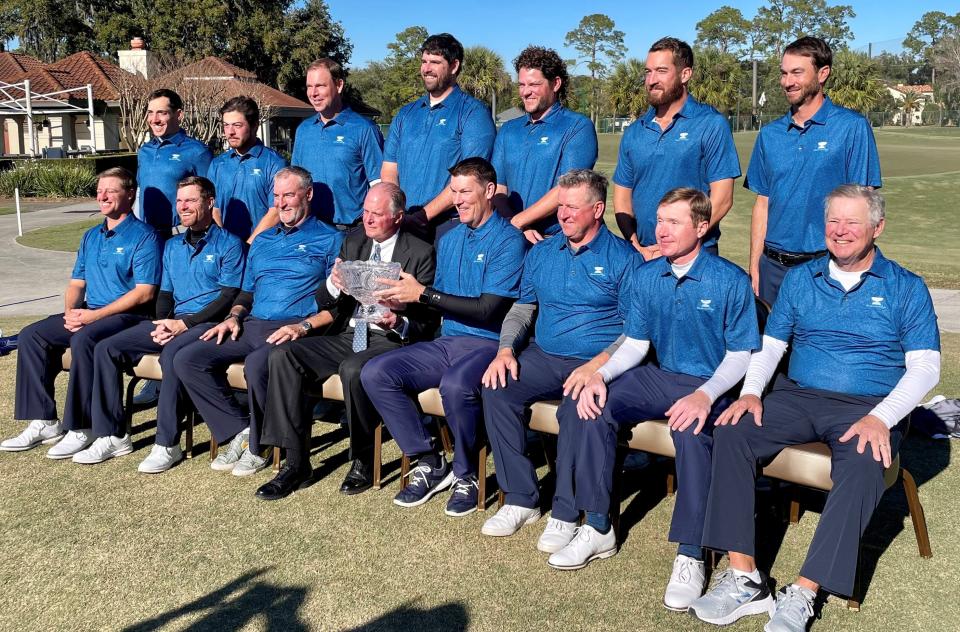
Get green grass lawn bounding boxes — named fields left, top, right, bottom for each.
left=15, top=217, right=100, bottom=251
left=0, top=314, right=957, bottom=631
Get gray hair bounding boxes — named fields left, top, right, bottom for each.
left=557, top=169, right=608, bottom=205
left=369, top=181, right=406, bottom=217
left=824, top=184, right=885, bottom=227
left=275, top=166, right=313, bottom=191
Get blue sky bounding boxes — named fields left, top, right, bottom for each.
left=330, top=0, right=960, bottom=72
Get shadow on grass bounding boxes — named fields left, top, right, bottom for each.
left=121, top=567, right=309, bottom=631
left=343, top=600, right=469, bottom=631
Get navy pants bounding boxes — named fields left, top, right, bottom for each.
left=558, top=364, right=724, bottom=546
left=361, top=335, right=498, bottom=478
left=702, top=377, right=896, bottom=597
left=90, top=320, right=215, bottom=442
left=482, top=343, right=585, bottom=521
left=758, top=253, right=790, bottom=306
left=174, top=318, right=297, bottom=451
left=14, top=313, right=146, bottom=430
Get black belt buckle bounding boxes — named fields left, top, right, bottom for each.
left=763, top=246, right=827, bottom=267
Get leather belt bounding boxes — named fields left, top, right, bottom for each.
left=763, top=246, right=827, bottom=267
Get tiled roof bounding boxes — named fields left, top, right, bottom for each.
left=46, top=52, right=130, bottom=100
left=162, top=56, right=258, bottom=80
left=892, top=84, right=934, bottom=94
left=0, top=52, right=46, bottom=83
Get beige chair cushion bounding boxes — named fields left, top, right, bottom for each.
left=418, top=388, right=445, bottom=417
left=762, top=442, right=900, bottom=491
left=529, top=401, right=560, bottom=434
left=61, top=349, right=72, bottom=371
left=130, top=354, right=163, bottom=380
left=321, top=374, right=344, bottom=401
left=626, top=420, right=675, bottom=458
left=226, top=363, right=247, bottom=390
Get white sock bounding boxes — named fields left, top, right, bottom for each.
left=733, top=568, right=762, bottom=583
left=791, top=584, right=817, bottom=600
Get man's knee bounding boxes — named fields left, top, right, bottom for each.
left=360, top=354, right=397, bottom=391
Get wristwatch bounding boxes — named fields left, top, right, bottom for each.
left=418, top=286, right=439, bottom=306
left=299, top=320, right=313, bottom=334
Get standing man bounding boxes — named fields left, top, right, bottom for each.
left=361, top=158, right=526, bottom=516
left=567, top=188, right=759, bottom=610
left=479, top=169, right=640, bottom=543
left=255, top=182, right=437, bottom=500
left=207, top=96, right=287, bottom=242
left=382, top=33, right=496, bottom=240
left=492, top=46, right=598, bottom=244
left=746, top=36, right=881, bottom=304
left=292, top=58, right=384, bottom=230
left=137, top=88, right=213, bottom=236
left=689, top=186, right=939, bottom=631
left=74, top=176, right=244, bottom=471
left=613, top=37, right=740, bottom=261
left=173, top=167, right=342, bottom=477
left=0, top=168, right=161, bottom=457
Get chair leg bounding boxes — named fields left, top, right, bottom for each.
left=901, top=467, right=933, bottom=558
left=439, top=422, right=453, bottom=454
left=372, top=423, right=383, bottom=490
left=477, top=444, right=488, bottom=511
left=542, top=434, right=557, bottom=475
left=210, top=437, right=219, bottom=461
left=498, top=489, right=505, bottom=509
left=185, top=410, right=194, bottom=459
left=273, top=447, right=281, bottom=472
left=611, top=446, right=627, bottom=543
left=789, top=499, right=801, bottom=524
left=401, top=454, right=410, bottom=488
left=124, top=376, right=140, bottom=436
left=666, top=471, right=676, bottom=496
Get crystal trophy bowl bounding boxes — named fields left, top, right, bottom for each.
left=338, top=260, right=402, bottom=321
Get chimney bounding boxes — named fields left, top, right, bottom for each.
left=118, top=37, right=157, bottom=79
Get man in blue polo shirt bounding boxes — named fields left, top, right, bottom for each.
left=690, top=185, right=940, bottom=631
left=568, top=188, right=759, bottom=609
left=745, top=36, right=881, bottom=305
left=613, top=37, right=740, bottom=261
left=480, top=169, right=640, bottom=542
left=137, top=89, right=213, bottom=236
left=208, top=96, right=286, bottom=242
left=492, top=46, right=597, bottom=244
left=361, top=157, right=526, bottom=515
left=72, top=176, right=244, bottom=471
left=292, top=58, right=384, bottom=230
left=0, top=168, right=161, bottom=458
left=382, top=33, right=496, bottom=240
left=174, top=166, right=342, bottom=477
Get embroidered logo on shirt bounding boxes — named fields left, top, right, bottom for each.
left=170, top=153, right=181, bottom=161
left=870, top=296, right=885, bottom=308
left=297, top=244, right=307, bottom=252
left=698, top=299, right=714, bottom=311
left=115, top=247, right=125, bottom=255
left=539, top=136, right=549, bottom=145
left=204, top=254, right=215, bottom=262
left=438, top=119, right=447, bottom=126
left=251, top=168, right=262, bottom=176
left=335, top=135, right=345, bottom=143
left=816, top=141, right=829, bottom=151
left=590, top=266, right=605, bottom=276
left=475, top=253, right=485, bottom=263
left=677, top=132, right=690, bottom=141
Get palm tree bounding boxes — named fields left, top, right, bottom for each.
left=460, top=46, right=512, bottom=119
left=897, top=90, right=924, bottom=126
left=607, top=58, right=647, bottom=118
left=826, top=50, right=887, bottom=114
left=689, top=48, right=744, bottom=114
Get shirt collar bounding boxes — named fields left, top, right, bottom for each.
left=659, top=247, right=710, bottom=281
left=812, top=246, right=890, bottom=282
left=230, top=140, right=265, bottom=160
left=100, top=213, right=135, bottom=236
left=374, top=231, right=399, bottom=250
left=419, top=85, right=463, bottom=110
left=276, top=215, right=317, bottom=236
left=314, top=106, right=352, bottom=127
left=787, top=95, right=835, bottom=130
left=639, top=94, right=698, bottom=130
left=558, top=224, right=608, bottom=254
left=153, top=128, right=187, bottom=147
left=467, top=209, right=502, bottom=238
left=525, top=102, right=562, bottom=126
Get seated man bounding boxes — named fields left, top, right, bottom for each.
left=361, top=157, right=526, bottom=516
left=689, top=185, right=940, bottom=631
left=255, top=182, right=437, bottom=500
left=174, top=166, right=342, bottom=476
left=74, top=176, right=244, bottom=470
left=480, top=169, right=640, bottom=544
left=0, top=168, right=161, bottom=457
left=569, top=188, right=759, bottom=610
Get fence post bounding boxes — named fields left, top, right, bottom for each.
left=15, top=187, right=23, bottom=237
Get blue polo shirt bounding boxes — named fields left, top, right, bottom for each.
left=745, top=96, right=882, bottom=254
left=766, top=249, right=939, bottom=397
left=137, top=129, right=213, bottom=232
left=243, top=216, right=342, bottom=321
left=626, top=250, right=760, bottom=379
left=520, top=225, right=640, bottom=359
left=292, top=108, right=384, bottom=225
left=71, top=214, right=162, bottom=309
left=492, top=103, right=597, bottom=235
left=384, top=86, right=496, bottom=209
left=613, top=96, right=741, bottom=249
left=434, top=211, right=526, bottom=340
left=160, top=224, right=245, bottom=316
left=207, top=141, right=286, bottom=241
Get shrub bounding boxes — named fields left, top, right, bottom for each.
left=0, top=160, right=98, bottom=198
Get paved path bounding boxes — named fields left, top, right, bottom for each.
left=1, top=202, right=959, bottom=333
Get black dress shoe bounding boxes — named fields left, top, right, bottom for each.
left=255, top=464, right=312, bottom=501
left=339, top=459, right=373, bottom=495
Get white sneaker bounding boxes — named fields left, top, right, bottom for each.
left=72, top=434, right=134, bottom=464
left=46, top=430, right=94, bottom=459
left=138, top=444, right=184, bottom=473
left=480, top=504, right=541, bottom=537
left=663, top=554, right=706, bottom=611
left=232, top=448, right=269, bottom=477
left=211, top=430, right=248, bottom=471
left=547, top=525, right=617, bottom=570
left=0, top=419, right=63, bottom=451
left=537, top=517, right=578, bottom=553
